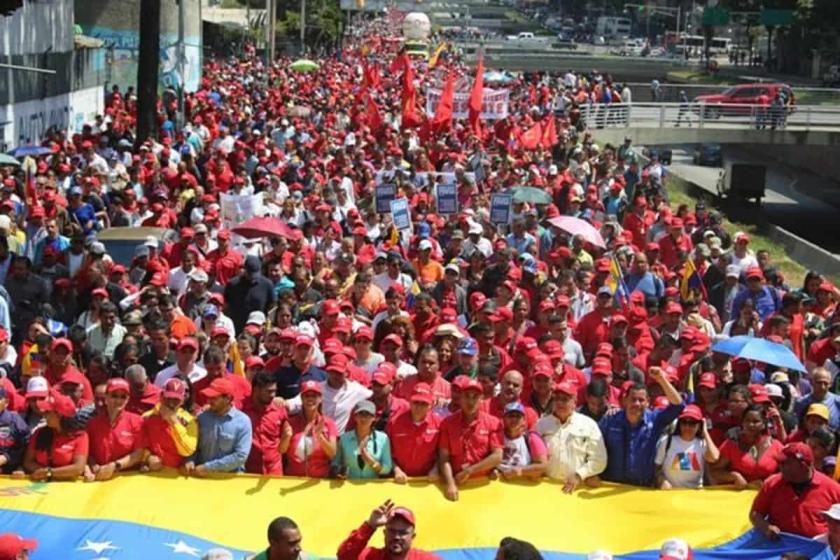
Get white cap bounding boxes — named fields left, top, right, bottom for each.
left=587, top=552, right=613, bottom=560
left=659, top=538, right=691, bottom=560
left=26, top=376, right=49, bottom=397
left=821, top=503, right=840, bottom=521
left=418, top=239, right=433, bottom=251
left=246, top=311, right=266, bottom=326
left=189, top=269, right=209, bottom=284
left=765, top=383, right=783, bottom=399
left=144, top=235, right=159, bottom=248
left=469, top=222, right=483, bottom=235
left=0, top=215, right=10, bottom=231
left=726, top=265, right=740, bottom=278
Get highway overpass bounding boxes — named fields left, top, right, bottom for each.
left=580, top=103, right=840, bottom=146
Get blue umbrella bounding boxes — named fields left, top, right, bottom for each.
left=711, top=335, right=806, bottom=372
left=7, top=145, right=52, bottom=158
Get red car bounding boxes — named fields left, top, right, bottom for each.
left=693, top=83, right=795, bottom=118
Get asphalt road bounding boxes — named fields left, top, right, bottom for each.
left=664, top=145, right=840, bottom=254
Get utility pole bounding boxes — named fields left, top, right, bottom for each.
left=177, top=0, right=186, bottom=129
left=136, top=0, right=161, bottom=145
left=300, top=0, right=306, bottom=54
left=266, top=0, right=276, bottom=64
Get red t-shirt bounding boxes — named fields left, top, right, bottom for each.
left=86, top=410, right=145, bottom=466
left=386, top=410, right=441, bottom=477
left=142, top=412, right=190, bottom=468
left=29, top=428, right=89, bottom=468
left=487, top=398, right=539, bottom=430
left=438, top=410, right=503, bottom=475
left=719, top=435, right=784, bottom=482
left=126, top=383, right=161, bottom=415
left=284, top=413, right=338, bottom=478
left=192, top=374, right=251, bottom=410
left=395, top=374, right=451, bottom=404
left=241, top=399, right=288, bottom=475
left=752, top=471, right=840, bottom=537
left=574, top=310, right=613, bottom=358
left=205, top=247, right=244, bottom=286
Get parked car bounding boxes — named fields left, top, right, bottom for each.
left=693, top=83, right=795, bottom=119
left=693, top=144, right=723, bottom=167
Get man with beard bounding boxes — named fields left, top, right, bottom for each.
left=337, top=500, right=440, bottom=559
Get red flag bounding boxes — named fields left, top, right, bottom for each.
left=468, top=55, right=485, bottom=136
left=362, top=62, right=381, bottom=92
left=519, top=121, right=543, bottom=151
left=541, top=115, right=558, bottom=148
left=367, top=95, right=384, bottom=134
left=389, top=51, right=408, bottom=74
left=400, top=58, right=421, bottom=129
left=431, top=72, right=455, bottom=134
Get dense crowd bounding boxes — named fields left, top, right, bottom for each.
left=2, top=14, right=840, bottom=560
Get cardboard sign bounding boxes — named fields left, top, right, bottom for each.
left=490, top=193, right=513, bottom=225
left=375, top=183, right=397, bottom=214
left=390, top=197, right=412, bottom=231
left=220, top=193, right=264, bottom=229
left=436, top=183, right=458, bottom=215
left=425, top=88, right=510, bottom=120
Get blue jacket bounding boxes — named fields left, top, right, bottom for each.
left=731, top=285, right=781, bottom=322
left=0, top=409, right=30, bottom=473
left=599, top=403, right=683, bottom=486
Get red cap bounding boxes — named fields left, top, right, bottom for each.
left=321, top=299, right=341, bottom=316
left=335, top=317, right=352, bottom=334
left=595, top=258, right=612, bottom=273
left=245, top=356, right=265, bottom=369
left=0, top=533, right=38, bottom=558
left=609, top=314, right=628, bottom=327
left=105, top=378, right=130, bottom=394
left=177, top=337, right=199, bottom=352
left=410, top=382, right=435, bottom=404
left=325, top=354, right=349, bottom=374
left=0, top=328, right=8, bottom=344
left=300, top=380, right=322, bottom=395
left=679, top=404, right=704, bottom=422
left=595, top=343, right=614, bottom=358
left=211, top=326, right=230, bottom=339
left=35, top=391, right=76, bottom=418
left=698, top=372, right=718, bottom=389
left=749, top=383, right=770, bottom=404
left=553, top=381, right=577, bottom=397
left=371, top=367, right=393, bottom=385
left=51, top=337, right=73, bottom=353
left=163, top=378, right=187, bottom=400
left=515, top=337, right=538, bottom=353
left=538, top=300, right=556, bottom=313
left=382, top=334, right=403, bottom=347
left=91, top=287, right=109, bottom=298
left=665, top=302, right=683, bottom=315
left=217, top=229, right=231, bottom=241
left=295, top=334, right=314, bottom=348
left=390, top=507, right=416, bottom=526
left=354, top=326, right=374, bottom=341
left=532, top=362, right=554, bottom=379
left=591, top=357, right=612, bottom=376
left=461, top=378, right=483, bottom=393
left=322, top=337, right=344, bottom=356
left=201, top=377, right=236, bottom=399
left=745, top=267, right=764, bottom=281
left=776, top=442, right=814, bottom=466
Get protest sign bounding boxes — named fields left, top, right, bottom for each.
left=220, top=193, right=264, bottom=229
left=390, top=197, right=412, bottom=231
left=490, top=193, right=513, bottom=225
left=425, top=88, right=509, bottom=120
left=375, top=183, right=397, bottom=214
left=436, top=183, right=458, bottom=215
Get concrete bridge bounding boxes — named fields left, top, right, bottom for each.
left=580, top=103, right=840, bottom=146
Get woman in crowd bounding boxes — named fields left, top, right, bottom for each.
left=332, top=400, right=392, bottom=480
left=285, top=381, right=337, bottom=478
left=712, top=405, right=784, bottom=489
left=19, top=392, right=87, bottom=481
left=655, top=404, right=720, bottom=489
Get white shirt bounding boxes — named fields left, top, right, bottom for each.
left=372, top=272, right=413, bottom=296
left=168, top=266, right=194, bottom=296
left=155, top=363, right=207, bottom=387
left=287, top=380, right=372, bottom=433
left=655, top=434, right=708, bottom=488
left=536, top=412, right=607, bottom=481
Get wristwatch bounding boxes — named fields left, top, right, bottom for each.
left=46, top=467, right=53, bottom=481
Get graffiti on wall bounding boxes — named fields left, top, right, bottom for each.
left=84, top=26, right=201, bottom=92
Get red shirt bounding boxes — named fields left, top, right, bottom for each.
left=807, top=338, right=836, bottom=368
left=29, top=427, right=89, bottom=468
left=574, top=309, right=613, bottom=358
left=192, top=374, right=251, bottom=410
left=395, top=374, right=451, bottom=404
left=86, top=410, right=145, bottom=466
left=438, top=410, right=503, bottom=475
left=127, top=383, right=161, bottom=415
left=45, top=365, right=94, bottom=405
left=658, top=233, right=693, bottom=270
left=206, top=247, right=244, bottom=286
left=487, top=398, right=539, bottom=430
left=141, top=412, right=191, bottom=468
left=337, top=522, right=441, bottom=560
left=386, top=410, right=441, bottom=477
left=752, top=471, right=840, bottom=537
left=1, top=377, right=24, bottom=412
left=284, top=413, right=338, bottom=478
left=719, top=436, right=784, bottom=482
left=241, top=398, right=288, bottom=475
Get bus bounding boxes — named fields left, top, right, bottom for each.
left=664, top=33, right=733, bottom=55
left=595, top=17, right=631, bottom=39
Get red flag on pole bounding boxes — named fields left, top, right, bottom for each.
left=541, top=114, right=558, bottom=148
left=367, top=95, right=384, bottom=134
left=431, top=72, right=455, bottom=135
left=519, top=121, right=543, bottom=151
left=389, top=51, right=408, bottom=74
left=468, top=54, right=485, bottom=136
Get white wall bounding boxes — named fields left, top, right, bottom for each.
left=0, top=85, right=104, bottom=150
left=0, top=0, right=75, bottom=56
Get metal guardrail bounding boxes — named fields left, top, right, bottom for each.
left=578, top=102, right=840, bottom=131
left=625, top=83, right=840, bottom=105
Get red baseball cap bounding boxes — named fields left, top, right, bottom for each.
left=591, top=357, right=612, bottom=376
left=300, top=380, right=322, bottom=395
left=533, top=362, right=554, bottom=379
left=59, top=369, right=86, bottom=387
left=775, top=442, right=814, bottom=466
left=295, top=334, right=314, bottom=348
left=749, top=383, right=770, bottom=404
left=552, top=381, right=577, bottom=397
left=410, top=382, right=434, bottom=404
left=461, top=378, right=483, bottom=393
left=321, top=299, right=341, bottom=316
left=322, top=337, right=344, bottom=356
left=698, top=372, right=718, bottom=389
left=201, top=377, right=236, bottom=399
left=163, top=378, right=187, bottom=400
left=354, top=326, right=374, bottom=341
left=211, top=326, right=230, bottom=339
left=382, top=334, right=403, bottom=347
left=35, top=391, right=76, bottom=418
left=51, top=337, right=73, bottom=353
left=0, top=533, right=38, bottom=559
left=390, top=507, right=416, bottom=526
left=745, top=267, right=764, bottom=281
left=326, top=354, right=349, bottom=374
left=105, top=378, right=130, bottom=394
left=679, top=404, right=704, bottom=422
left=177, top=337, right=199, bottom=352
left=245, top=356, right=265, bottom=369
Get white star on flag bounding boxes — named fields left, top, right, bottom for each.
left=77, top=540, right=119, bottom=554
left=164, top=540, right=201, bottom=557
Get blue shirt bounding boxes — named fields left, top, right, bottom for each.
left=274, top=364, right=327, bottom=399
left=599, top=403, right=683, bottom=486
left=795, top=393, right=840, bottom=431
left=191, top=407, right=252, bottom=472
left=71, top=203, right=98, bottom=235
left=333, top=430, right=393, bottom=480
left=625, top=272, right=664, bottom=301
left=731, top=285, right=781, bottom=322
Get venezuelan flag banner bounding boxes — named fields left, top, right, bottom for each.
left=0, top=475, right=832, bottom=559
left=680, top=258, right=707, bottom=301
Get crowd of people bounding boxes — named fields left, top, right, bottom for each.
left=1, top=13, right=840, bottom=560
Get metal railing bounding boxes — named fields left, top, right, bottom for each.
left=626, top=83, right=840, bottom=105
left=577, top=102, right=840, bottom=131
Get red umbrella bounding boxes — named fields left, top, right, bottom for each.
left=547, top=216, right=606, bottom=249
left=232, top=216, right=294, bottom=239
